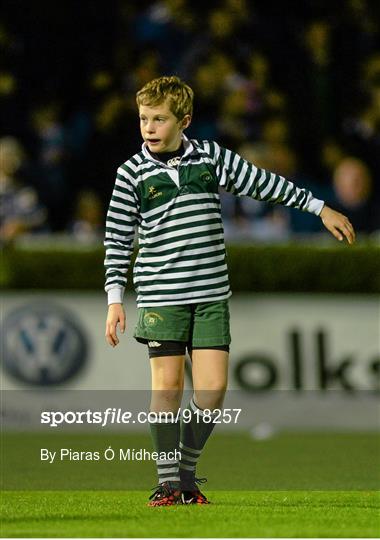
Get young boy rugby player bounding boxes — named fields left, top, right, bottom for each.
left=104, top=76, right=355, bottom=506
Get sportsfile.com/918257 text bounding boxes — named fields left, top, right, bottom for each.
left=40, top=408, right=242, bottom=427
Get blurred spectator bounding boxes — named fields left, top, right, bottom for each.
left=81, top=87, right=141, bottom=204
left=261, top=114, right=291, bottom=146
left=221, top=142, right=291, bottom=241
left=319, top=137, right=347, bottom=183
left=0, top=20, right=25, bottom=138
left=269, top=143, right=332, bottom=235
left=180, top=5, right=252, bottom=80
left=0, top=70, right=19, bottom=135
left=68, top=189, right=104, bottom=243
left=245, top=51, right=287, bottom=115
left=342, top=53, right=380, bottom=202
left=331, top=157, right=380, bottom=234
left=0, top=136, right=47, bottom=244
left=188, top=61, right=221, bottom=141
left=217, top=50, right=289, bottom=148
left=284, top=19, right=337, bottom=174
left=332, top=0, right=379, bottom=120
left=124, top=51, right=163, bottom=96
left=218, top=84, right=252, bottom=147
left=132, top=0, right=195, bottom=74
left=29, top=102, right=69, bottom=231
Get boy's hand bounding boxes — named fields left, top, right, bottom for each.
left=320, top=205, right=356, bottom=244
left=105, top=303, right=126, bottom=347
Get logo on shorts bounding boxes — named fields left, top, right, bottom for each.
left=144, top=312, right=164, bottom=327
left=148, top=341, right=162, bottom=347
left=200, top=171, right=213, bottom=184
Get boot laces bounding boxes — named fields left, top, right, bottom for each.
left=149, top=481, right=178, bottom=500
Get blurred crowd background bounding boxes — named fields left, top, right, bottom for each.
left=1, top=0, right=380, bottom=245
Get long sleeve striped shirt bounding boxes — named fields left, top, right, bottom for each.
left=104, top=136, right=324, bottom=307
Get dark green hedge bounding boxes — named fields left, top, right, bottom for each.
left=2, top=243, right=379, bottom=293
left=226, top=244, right=380, bottom=293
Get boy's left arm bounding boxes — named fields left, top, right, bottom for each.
left=215, top=144, right=355, bottom=244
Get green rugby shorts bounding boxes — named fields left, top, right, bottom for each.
left=134, top=300, right=231, bottom=348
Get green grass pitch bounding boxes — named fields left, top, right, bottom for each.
left=1, top=432, right=379, bottom=537
left=1, top=490, right=379, bottom=538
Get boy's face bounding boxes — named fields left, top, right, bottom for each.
left=139, top=100, right=191, bottom=153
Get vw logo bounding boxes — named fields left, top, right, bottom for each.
left=1, top=303, right=88, bottom=386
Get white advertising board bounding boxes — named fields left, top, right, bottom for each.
left=1, top=292, right=379, bottom=429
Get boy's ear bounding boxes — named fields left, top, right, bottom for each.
left=181, top=114, right=192, bottom=129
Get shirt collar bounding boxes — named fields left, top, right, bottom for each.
left=141, top=133, right=195, bottom=164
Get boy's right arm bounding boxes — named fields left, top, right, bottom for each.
left=104, top=165, right=140, bottom=346
left=105, top=303, right=126, bottom=347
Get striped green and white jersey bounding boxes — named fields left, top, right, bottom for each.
left=104, top=136, right=324, bottom=307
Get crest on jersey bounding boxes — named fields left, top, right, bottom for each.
left=200, top=171, right=212, bottom=183
left=148, top=186, right=163, bottom=200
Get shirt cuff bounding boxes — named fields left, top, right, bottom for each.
left=307, top=198, right=325, bottom=216
left=107, top=287, right=124, bottom=305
